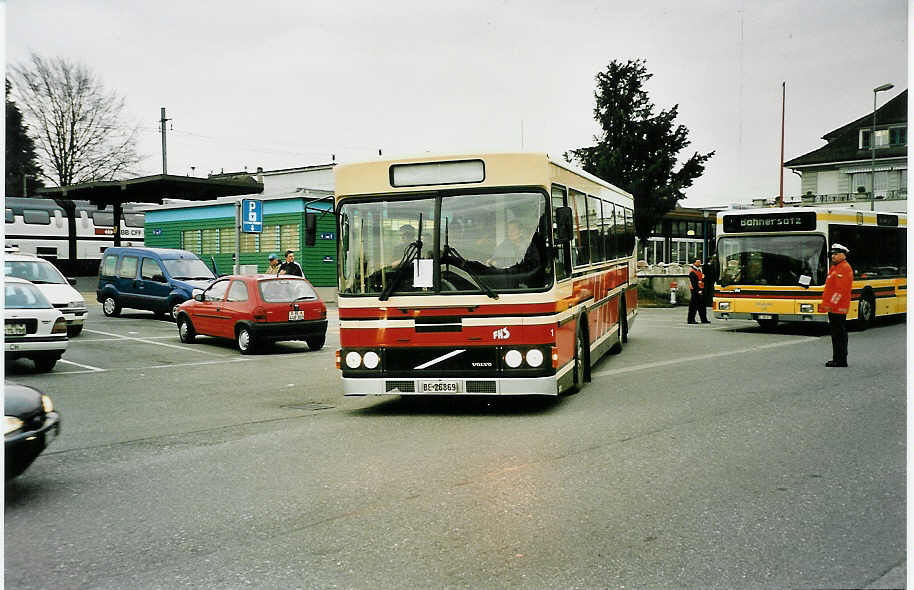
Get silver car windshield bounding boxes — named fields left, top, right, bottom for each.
left=5, top=260, right=67, bottom=285
left=162, top=259, right=215, bottom=280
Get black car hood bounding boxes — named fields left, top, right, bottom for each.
left=4, top=382, right=43, bottom=417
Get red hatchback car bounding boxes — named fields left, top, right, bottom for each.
left=175, top=275, right=327, bottom=354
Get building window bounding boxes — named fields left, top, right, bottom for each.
left=219, top=228, right=236, bottom=254
left=889, top=126, right=906, bottom=146
left=182, top=230, right=201, bottom=253
left=201, top=228, right=219, bottom=254
left=261, top=225, right=280, bottom=253
left=280, top=224, right=299, bottom=252
left=860, top=128, right=890, bottom=149
left=240, top=232, right=257, bottom=253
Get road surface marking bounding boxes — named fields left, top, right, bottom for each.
left=591, top=337, right=818, bottom=379
left=57, top=359, right=105, bottom=372
left=84, top=328, right=225, bottom=355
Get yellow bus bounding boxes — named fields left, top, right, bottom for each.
left=713, top=207, right=906, bottom=329
left=334, top=153, right=638, bottom=396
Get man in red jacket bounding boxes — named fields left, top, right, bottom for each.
left=820, top=243, right=853, bottom=367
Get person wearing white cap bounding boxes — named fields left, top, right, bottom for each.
left=820, top=242, right=853, bottom=367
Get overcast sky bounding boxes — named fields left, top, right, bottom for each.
left=6, top=0, right=908, bottom=207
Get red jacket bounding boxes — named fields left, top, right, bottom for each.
left=820, top=260, right=853, bottom=314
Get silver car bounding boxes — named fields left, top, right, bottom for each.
left=5, top=277, right=68, bottom=371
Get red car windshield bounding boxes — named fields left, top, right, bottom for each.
left=258, top=278, right=318, bottom=303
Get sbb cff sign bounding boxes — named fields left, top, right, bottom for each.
left=722, top=211, right=817, bottom=233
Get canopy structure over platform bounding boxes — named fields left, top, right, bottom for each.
left=36, top=174, right=264, bottom=260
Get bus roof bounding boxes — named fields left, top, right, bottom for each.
left=334, top=152, right=633, bottom=204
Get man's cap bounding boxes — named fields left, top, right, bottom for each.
left=830, top=243, right=849, bottom=253
left=285, top=250, right=295, bottom=256
left=268, top=253, right=278, bottom=260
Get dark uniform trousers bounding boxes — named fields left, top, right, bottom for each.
left=828, top=312, right=848, bottom=365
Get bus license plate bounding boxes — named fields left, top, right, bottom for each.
left=5, top=323, right=26, bottom=336
left=288, top=310, right=305, bottom=321
left=757, top=314, right=773, bottom=320
left=420, top=380, right=460, bottom=394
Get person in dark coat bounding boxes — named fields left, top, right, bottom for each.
left=279, top=250, right=304, bottom=277
left=687, top=259, right=709, bottom=324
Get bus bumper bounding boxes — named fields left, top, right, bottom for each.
left=713, top=311, right=828, bottom=323
left=341, top=375, right=559, bottom=396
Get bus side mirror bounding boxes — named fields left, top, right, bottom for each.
left=304, top=213, right=317, bottom=247
left=555, top=207, right=573, bottom=243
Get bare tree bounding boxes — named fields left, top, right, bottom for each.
left=9, top=53, right=142, bottom=187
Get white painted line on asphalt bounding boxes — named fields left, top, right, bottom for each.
left=134, top=358, right=252, bottom=370
left=78, top=335, right=177, bottom=343
left=591, top=337, right=818, bottom=379
left=83, top=328, right=226, bottom=355
left=58, top=359, right=106, bottom=372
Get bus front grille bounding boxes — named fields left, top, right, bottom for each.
left=466, top=380, right=497, bottom=394
left=386, top=380, right=415, bottom=393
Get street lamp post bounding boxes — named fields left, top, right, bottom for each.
left=870, top=83, right=894, bottom=211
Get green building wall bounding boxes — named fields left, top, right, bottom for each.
left=144, top=205, right=338, bottom=287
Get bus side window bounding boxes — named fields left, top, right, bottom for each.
left=550, top=185, right=570, bottom=280
left=569, top=189, right=589, bottom=266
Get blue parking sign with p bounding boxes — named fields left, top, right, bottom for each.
left=242, top=199, right=262, bottom=233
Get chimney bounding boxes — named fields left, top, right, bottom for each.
left=256, top=166, right=264, bottom=184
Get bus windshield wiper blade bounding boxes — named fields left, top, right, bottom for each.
left=379, top=242, right=420, bottom=301
left=443, top=245, right=498, bottom=300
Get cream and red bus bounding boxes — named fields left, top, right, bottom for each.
left=334, top=153, right=637, bottom=396
left=713, top=207, right=906, bottom=329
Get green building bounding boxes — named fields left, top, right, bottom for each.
left=143, top=193, right=337, bottom=286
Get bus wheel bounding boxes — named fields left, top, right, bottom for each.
left=610, top=300, right=624, bottom=355
left=573, top=317, right=591, bottom=386
left=756, top=318, right=778, bottom=331
left=856, top=292, right=876, bottom=331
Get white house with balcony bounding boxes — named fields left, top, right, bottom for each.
left=785, top=89, right=907, bottom=213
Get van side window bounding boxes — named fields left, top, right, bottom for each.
left=101, top=255, right=117, bottom=276
left=118, top=255, right=139, bottom=279
left=141, top=258, right=165, bottom=281
left=226, top=280, right=249, bottom=302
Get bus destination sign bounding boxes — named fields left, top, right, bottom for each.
left=723, top=211, right=817, bottom=233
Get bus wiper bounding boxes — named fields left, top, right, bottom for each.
left=442, top=245, right=498, bottom=300
left=380, top=214, right=423, bottom=301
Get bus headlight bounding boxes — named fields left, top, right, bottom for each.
left=362, top=351, right=380, bottom=369
left=504, top=349, right=523, bottom=368
left=345, top=351, right=362, bottom=369
left=718, top=301, right=731, bottom=311
left=525, top=349, right=544, bottom=368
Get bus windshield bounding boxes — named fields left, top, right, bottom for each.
left=339, top=191, right=551, bottom=295
left=717, top=235, right=828, bottom=287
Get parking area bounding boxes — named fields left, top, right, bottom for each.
left=6, top=303, right=341, bottom=377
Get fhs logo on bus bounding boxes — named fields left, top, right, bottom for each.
left=493, top=327, right=511, bottom=340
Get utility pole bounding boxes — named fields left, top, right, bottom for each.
left=779, top=82, right=785, bottom=207
left=160, top=107, right=171, bottom=174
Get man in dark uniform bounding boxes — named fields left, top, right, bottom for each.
left=279, top=250, right=304, bottom=277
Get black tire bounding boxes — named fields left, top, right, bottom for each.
left=33, top=355, right=59, bottom=371
left=102, top=295, right=121, bottom=317
left=856, top=293, right=876, bottom=331
left=620, top=298, right=629, bottom=344
left=609, top=301, right=624, bottom=355
left=306, top=335, right=326, bottom=351
left=756, top=318, right=778, bottom=330
left=178, top=316, right=196, bottom=344
left=236, top=326, right=256, bottom=354
left=67, top=324, right=84, bottom=337
left=572, top=316, right=590, bottom=389
left=169, top=301, right=181, bottom=322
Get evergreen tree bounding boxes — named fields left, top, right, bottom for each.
left=5, top=80, right=43, bottom=196
left=566, top=59, right=714, bottom=244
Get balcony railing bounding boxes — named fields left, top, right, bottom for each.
left=800, top=189, right=907, bottom=204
